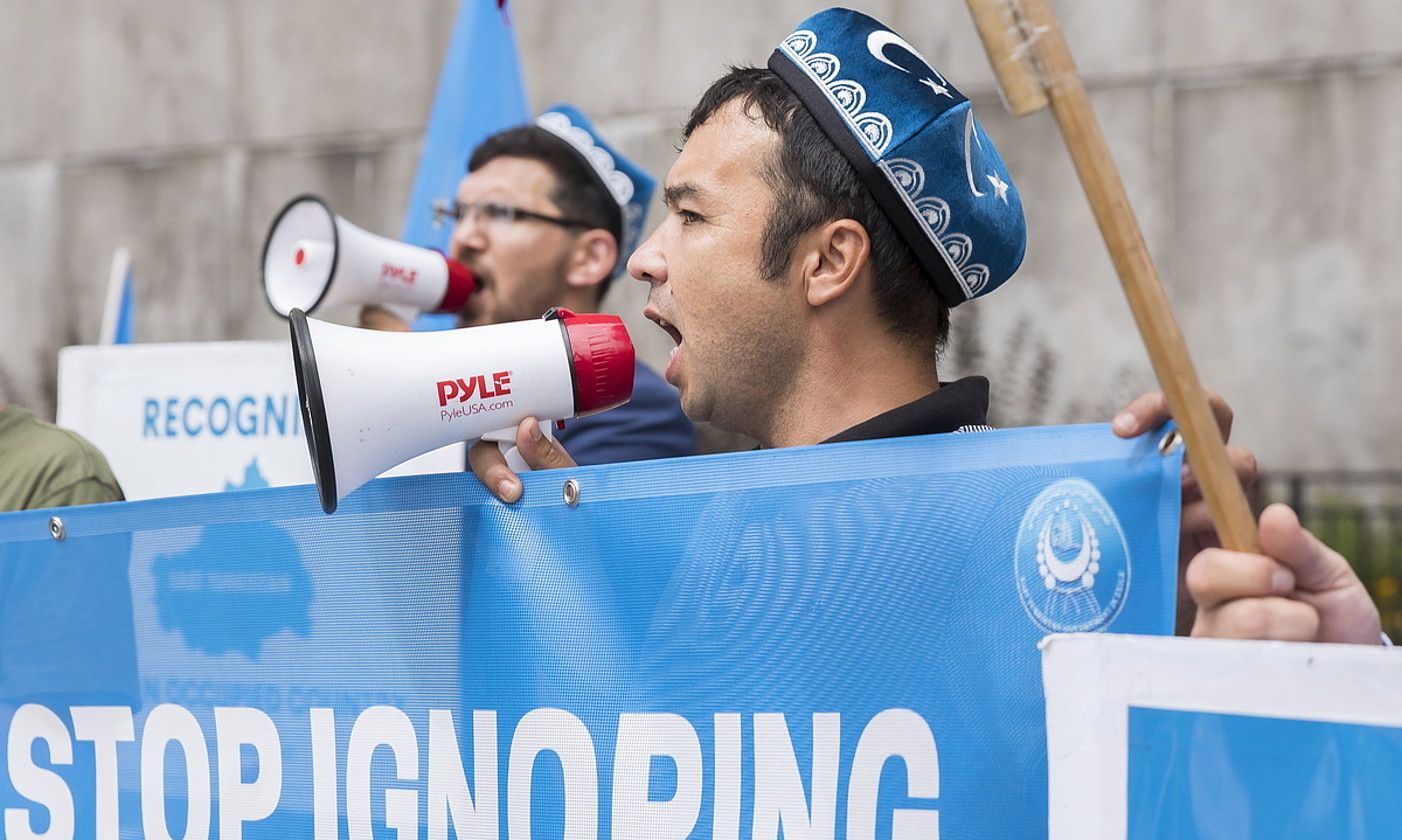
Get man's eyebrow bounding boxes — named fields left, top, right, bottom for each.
left=663, top=183, right=701, bottom=208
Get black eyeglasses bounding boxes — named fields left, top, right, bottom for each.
left=431, top=199, right=594, bottom=231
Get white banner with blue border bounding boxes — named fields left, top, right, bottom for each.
left=1043, top=633, right=1402, bottom=839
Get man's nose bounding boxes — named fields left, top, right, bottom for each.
left=627, top=229, right=666, bottom=286
left=449, top=213, right=486, bottom=258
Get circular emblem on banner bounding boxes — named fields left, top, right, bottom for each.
left=1014, top=479, right=1131, bottom=633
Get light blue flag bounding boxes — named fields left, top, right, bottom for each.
left=0, top=426, right=1181, bottom=838
left=403, top=0, right=529, bottom=331
left=113, top=275, right=134, bottom=345
left=99, top=247, right=135, bottom=344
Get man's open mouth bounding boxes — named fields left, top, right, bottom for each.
left=645, top=305, right=684, bottom=349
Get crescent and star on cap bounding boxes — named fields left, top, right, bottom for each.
left=866, top=30, right=953, bottom=99
left=866, top=28, right=1009, bottom=205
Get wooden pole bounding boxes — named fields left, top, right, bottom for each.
left=965, top=0, right=1047, bottom=116
left=964, top=0, right=1260, bottom=553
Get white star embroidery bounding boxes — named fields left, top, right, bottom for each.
left=920, top=77, right=952, bottom=98
left=986, top=172, right=1010, bottom=203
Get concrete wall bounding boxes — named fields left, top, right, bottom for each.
left=3, top=0, right=1399, bottom=470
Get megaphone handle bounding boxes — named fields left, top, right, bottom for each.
left=382, top=302, right=420, bottom=325
left=481, top=422, right=555, bottom=473
left=495, top=442, right=528, bottom=473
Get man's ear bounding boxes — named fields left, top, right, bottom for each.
left=563, top=230, right=619, bottom=289
left=802, top=219, right=870, bottom=307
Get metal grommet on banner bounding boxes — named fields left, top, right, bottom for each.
left=1158, top=429, right=1183, bottom=457
left=48, top=516, right=66, bottom=541
left=562, top=479, right=580, bottom=507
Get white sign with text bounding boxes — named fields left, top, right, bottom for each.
left=57, top=342, right=463, bottom=500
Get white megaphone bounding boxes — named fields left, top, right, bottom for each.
left=262, top=194, right=477, bottom=319
left=289, top=306, right=634, bottom=513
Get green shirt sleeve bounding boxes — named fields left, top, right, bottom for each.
left=32, top=476, right=125, bottom=509
left=0, top=407, right=126, bottom=512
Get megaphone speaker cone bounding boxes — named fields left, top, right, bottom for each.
left=288, top=308, right=340, bottom=513
left=262, top=195, right=338, bottom=318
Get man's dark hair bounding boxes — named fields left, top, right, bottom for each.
left=469, top=126, right=622, bottom=292
left=685, top=66, right=950, bottom=352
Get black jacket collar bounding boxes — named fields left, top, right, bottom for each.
left=822, top=376, right=991, bottom=444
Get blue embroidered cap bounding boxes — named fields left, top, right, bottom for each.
left=534, top=104, right=655, bottom=277
left=768, top=8, right=1026, bottom=306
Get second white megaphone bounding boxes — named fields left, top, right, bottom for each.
left=262, top=194, right=477, bottom=318
left=289, top=307, right=634, bottom=513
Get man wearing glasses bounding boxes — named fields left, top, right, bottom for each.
left=361, top=105, right=696, bottom=466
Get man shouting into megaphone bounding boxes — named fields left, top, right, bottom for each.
left=362, top=105, right=696, bottom=467
left=464, top=9, right=1383, bottom=648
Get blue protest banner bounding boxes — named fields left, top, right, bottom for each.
left=0, top=425, right=1179, bottom=838
left=401, top=0, right=529, bottom=332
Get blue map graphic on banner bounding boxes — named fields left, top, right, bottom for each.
left=0, top=425, right=1179, bottom=838
left=152, top=520, right=313, bottom=658
left=225, top=457, right=271, bottom=492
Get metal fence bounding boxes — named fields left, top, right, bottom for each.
left=1257, top=471, right=1402, bottom=641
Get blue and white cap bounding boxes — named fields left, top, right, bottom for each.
left=535, top=104, right=655, bottom=277
left=768, top=8, right=1026, bottom=306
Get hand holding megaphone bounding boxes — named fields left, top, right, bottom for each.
left=480, top=423, right=560, bottom=474
left=263, top=194, right=477, bottom=320
left=289, top=307, right=633, bottom=513
left=474, top=418, right=575, bottom=501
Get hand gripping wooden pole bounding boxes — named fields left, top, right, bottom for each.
left=965, top=0, right=1260, bottom=553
